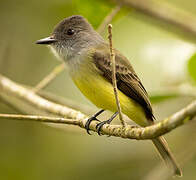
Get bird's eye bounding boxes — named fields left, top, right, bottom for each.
left=67, top=29, right=75, bottom=35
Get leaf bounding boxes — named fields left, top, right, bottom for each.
left=73, top=0, right=115, bottom=29
left=187, top=53, right=196, bottom=83
left=150, top=94, right=178, bottom=104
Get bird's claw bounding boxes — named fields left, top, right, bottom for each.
left=96, top=111, right=118, bottom=136
left=85, top=116, right=100, bottom=135
left=96, top=120, right=110, bottom=136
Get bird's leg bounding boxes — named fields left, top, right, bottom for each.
left=96, top=112, right=119, bottom=135
left=85, top=109, right=105, bottom=135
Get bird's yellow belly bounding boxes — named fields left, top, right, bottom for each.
left=71, top=67, right=148, bottom=126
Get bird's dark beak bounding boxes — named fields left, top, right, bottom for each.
left=36, top=36, right=57, bottom=45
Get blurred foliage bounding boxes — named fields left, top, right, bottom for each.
left=74, top=0, right=114, bottom=28
left=0, top=0, right=196, bottom=180
left=150, top=94, right=178, bottom=104
left=74, top=0, right=129, bottom=30
left=187, top=53, right=196, bottom=84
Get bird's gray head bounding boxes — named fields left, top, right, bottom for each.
left=36, top=15, right=104, bottom=61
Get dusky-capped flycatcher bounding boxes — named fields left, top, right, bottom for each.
left=36, top=15, right=181, bottom=176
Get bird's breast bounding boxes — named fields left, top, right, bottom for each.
left=70, top=59, right=148, bottom=126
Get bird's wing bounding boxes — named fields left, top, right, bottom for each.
left=92, top=47, right=154, bottom=121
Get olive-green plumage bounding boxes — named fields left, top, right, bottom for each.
left=36, top=15, right=182, bottom=176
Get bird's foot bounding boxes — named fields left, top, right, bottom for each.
left=84, top=109, right=105, bottom=135
left=96, top=120, right=111, bottom=136
left=85, top=116, right=100, bottom=135
left=96, top=112, right=118, bottom=135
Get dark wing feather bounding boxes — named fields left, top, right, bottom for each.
left=92, top=47, right=154, bottom=121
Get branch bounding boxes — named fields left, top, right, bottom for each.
left=0, top=101, right=195, bottom=139
left=0, top=114, right=79, bottom=125
left=0, top=74, right=195, bottom=140
left=115, top=0, right=196, bottom=42
left=108, top=24, right=126, bottom=126
left=0, top=74, right=86, bottom=120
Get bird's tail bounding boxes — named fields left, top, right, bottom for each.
left=152, top=136, right=182, bottom=176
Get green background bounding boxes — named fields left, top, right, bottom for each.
left=0, top=0, right=196, bottom=179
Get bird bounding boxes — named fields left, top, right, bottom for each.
left=36, top=15, right=182, bottom=176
